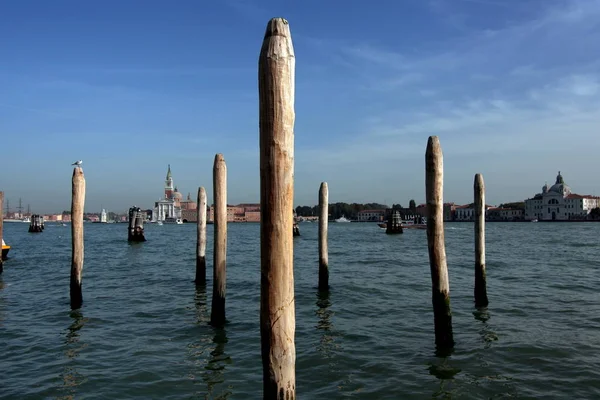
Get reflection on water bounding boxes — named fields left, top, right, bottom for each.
left=194, top=284, right=209, bottom=325
left=204, top=327, right=231, bottom=398
left=187, top=285, right=232, bottom=399
left=0, top=276, right=5, bottom=326
left=473, top=308, right=498, bottom=348
left=57, top=310, right=88, bottom=400
left=315, top=290, right=337, bottom=358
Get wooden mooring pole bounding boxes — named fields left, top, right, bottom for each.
left=319, top=182, right=329, bottom=291
left=0, top=191, right=3, bottom=274
left=211, top=154, right=227, bottom=326
left=259, top=17, right=296, bottom=399
left=474, top=173, right=489, bottom=307
left=128, top=207, right=146, bottom=242
left=196, top=186, right=207, bottom=285
left=70, top=167, right=86, bottom=309
left=425, top=136, right=454, bottom=349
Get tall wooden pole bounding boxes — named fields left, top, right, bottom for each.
left=425, top=136, right=454, bottom=349
left=196, top=186, right=207, bottom=285
left=474, top=173, right=489, bottom=307
left=0, top=191, right=3, bottom=274
left=318, top=182, right=329, bottom=291
left=70, top=167, right=86, bottom=309
left=211, top=154, right=227, bottom=326
left=259, top=17, right=296, bottom=399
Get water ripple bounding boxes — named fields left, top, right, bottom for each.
left=0, top=221, right=598, bottom=398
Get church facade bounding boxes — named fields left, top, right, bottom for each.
left=153, top=165, right=183, bottom=222
left=524, top=172, right=600, bottom=221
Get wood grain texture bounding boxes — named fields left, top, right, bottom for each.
left=318, top=182, right=329, bottom=291
left=474, top=173, right=489, bottom=307
left=259, top=17, right=296, bottom=400
left=425, top=136, right=454, bottom=349
left=70, top=167, right=86, bottom=309
left=196, top=186, right=207, bottom=285
left=211, top=155, right=227, bottom=326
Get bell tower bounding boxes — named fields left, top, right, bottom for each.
left=165, top=164, right=174, bottom=199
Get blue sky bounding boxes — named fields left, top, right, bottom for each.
left=1, top=0, right=599, bottom=213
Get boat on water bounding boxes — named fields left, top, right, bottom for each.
left=335, top=215, right=351, bottom=223
left=531, top=218, right=538, bottom=222
left=4, top=217, right=31, bottom=223
left=163, top=217, right=183, bottom=224
left=157, top=221, right=164, bottom=226
left=402, top=216, right=427, bottom=230
left=2, top=239, right=10, bottom=260
left=378, top=216, right=427, bottom=230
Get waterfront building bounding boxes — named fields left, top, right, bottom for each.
left=180, top=193, right=197, bottom=211
left=454, top=204, right=495, bottom=221
left=208, top=203, right=261, bottom=222
left=357, top=209, right=386, bottom=222
left=454, top=205, right=474, bottom=221
left=153, top=165, right=183, bottom=222
left=487, top=208, right=524, bottom=221
left=411, top=203, right=456, bottom=221
left=524, top=172, right=600, bottom=221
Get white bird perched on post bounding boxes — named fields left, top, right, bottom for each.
left=72, top=160, right=83, bottom=167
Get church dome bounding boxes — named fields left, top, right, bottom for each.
left=173, top=187, right=183, bottom=199
left=548, top=172, right=571, bottom=195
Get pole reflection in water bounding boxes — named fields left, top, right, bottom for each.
left=0, top=277, right=5, bottom=325
left=203, top=327, right=231, bottom=398
left=315, top=290, right=339, bottom=358
left=194, top=284, right=209, bottom=326
left=187, top=285, right=232, bottom=399
left=58, top=310, right=88, bottom=400
left=473, top=308, right=498, bottom=348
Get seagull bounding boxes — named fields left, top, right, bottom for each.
left=72, top=160, right=83, bottom=167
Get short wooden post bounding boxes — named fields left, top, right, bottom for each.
left=259, top=17, right=296, bottom=399
left=318, top=182, right=329, bottom=291
left=0, top=191, right=3, bottom=274
left=29, top=214, right=44, bottom=233
left=128, top=207, right=145, bottom=242
left=211, top=154, right=227, bottom=326
left=196, top=186, right=207, bottom=285
left=474, top=173, right=489, bottom=307
left=70, top=167, right=86, bottom=309
left=425, top=136, right=454, bottom=349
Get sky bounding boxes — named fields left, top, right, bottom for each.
left=1, top=0, right=599, bottom=213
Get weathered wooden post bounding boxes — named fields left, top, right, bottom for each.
left=29, top=214, right=44, bottom=233
left=259, top=17, right=296, bottom=399
left=318, top=182, right=329, bottom=291
left=196, top=186, right=207, bottom=285
left=70, top=166, right=86, bottom=309
left=128, top=206, right=146, bottom=242
left=425, top=136, right=454, bottom=349
left=211, top=154, right=227, bottom=326
left=0, top=191, right=3, bottom=274
left=474, top=173, right=488, bottom=307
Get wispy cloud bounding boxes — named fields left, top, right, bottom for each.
left=289, top=0, right=600, bottom=203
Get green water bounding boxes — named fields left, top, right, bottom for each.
left=1, top=222, right=599, bottom=399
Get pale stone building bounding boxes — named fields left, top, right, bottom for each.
left=153, top=165, right=183, bottom=222
left=524, top=172, right=600, bottom=221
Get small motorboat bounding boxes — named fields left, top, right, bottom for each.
left=2, top=239, right=10, bottom=260
left=335, top=215, right=351, bottom=223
